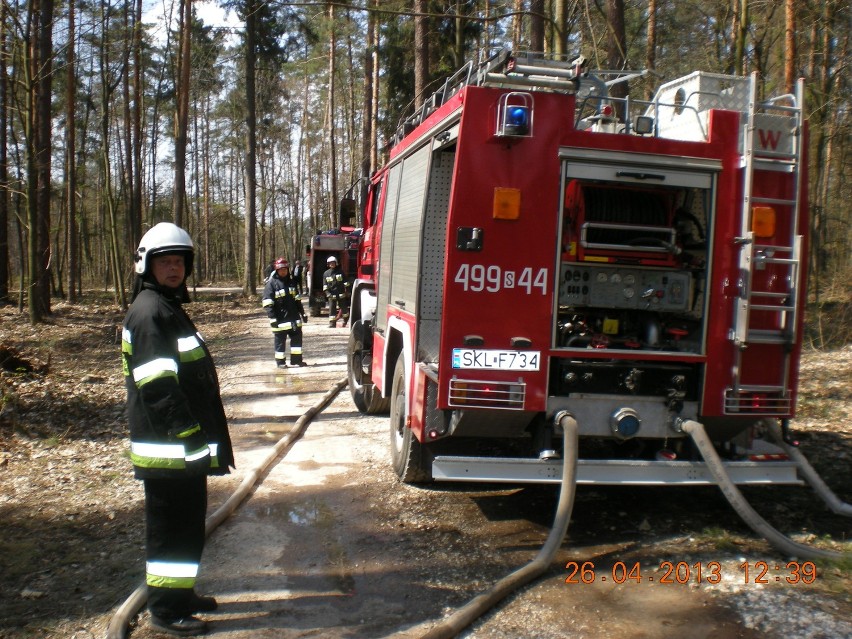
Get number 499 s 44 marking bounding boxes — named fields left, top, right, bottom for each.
left=454, top=264, right=548, bottom=295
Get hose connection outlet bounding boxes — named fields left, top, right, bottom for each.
left=610, top=407, right=641, bottom=439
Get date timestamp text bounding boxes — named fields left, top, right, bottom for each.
left=564, top=560, right=817, bottom=585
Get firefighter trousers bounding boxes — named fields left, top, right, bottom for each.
left=328, top=296, right=349, bottom=326
left=144, top=476, right=207, bottom=619
left=273, top=326, right=303, bottom=365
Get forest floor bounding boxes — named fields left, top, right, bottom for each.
left=0, top=291, right=849, bottom=638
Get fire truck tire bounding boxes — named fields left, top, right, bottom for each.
left=389, top=353, right=433, bottom=483
left=347, top=324, right=390, bottom=415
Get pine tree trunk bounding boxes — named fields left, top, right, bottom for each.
left=414, top=0, right=428, bottom=109
left=529, top=0, right=544, bottom=52
left=327, top=2, right=338, bottom=226
left=66, top=0, right=78, bottom=303
left=784, top=0, right=796, bottom=94
left=244, top=0, right=258, bottom=294
left=173, top=0, right=191, bottom=227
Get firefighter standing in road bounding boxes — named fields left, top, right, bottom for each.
left=292, top=260, right=304, bottom=296
left=262, top=257, right=308, bottom=367
left=122, top=222, right=234, bottom=637
left=323, top=256, right=350, bottom=327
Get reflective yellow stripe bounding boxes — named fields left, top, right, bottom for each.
left=133, top=358, right=178, bottom=386
left=130, top=442, right=182, bottom=470
left=178, top=334, right=206, bottom=363
left=176, top=424, right=201, bottom=439
left=121, top=329, right=133, bottom=355
left=185, top=446, right=211, bottom=462
left=130, top=442, right=219, bottom=470
left=146, top=560, right=198, bottom=589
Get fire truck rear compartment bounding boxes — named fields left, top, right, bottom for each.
left=556, top=164, right=711, bottom=355
left=545, top=154, right=715, bottom=447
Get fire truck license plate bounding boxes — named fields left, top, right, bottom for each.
left=452, top=349, right=541, bottom=371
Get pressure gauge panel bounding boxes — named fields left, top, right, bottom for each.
left=559, top=263, right=692, bottom=312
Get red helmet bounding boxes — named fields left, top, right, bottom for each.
left=274, top=257, right=289, bottom=270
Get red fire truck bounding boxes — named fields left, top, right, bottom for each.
left=347, top=50, right=811, bottom=493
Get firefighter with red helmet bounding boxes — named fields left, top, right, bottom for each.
left=262, top=257, right=308, bottom=367
left=122, top=222, right=235, bottom=636
left=323, top=255, right=350, bottom=328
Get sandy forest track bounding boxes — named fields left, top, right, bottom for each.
left=0, top=294, right=849, bottom=638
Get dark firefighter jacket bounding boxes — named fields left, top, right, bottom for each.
left=323, top=266, right=349, bottom=300
left=122, top=282, right=234, bottom=479
left=262, top=272, right=305, bottom=332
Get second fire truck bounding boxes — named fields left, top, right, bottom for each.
left=305, top=226, right=360, bottom=318
left=344, top=51, right=845, bottom=550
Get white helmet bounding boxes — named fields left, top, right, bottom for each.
left=326, top=256, right=338, bottom=265
left=135, top=222, right=194, bottom=276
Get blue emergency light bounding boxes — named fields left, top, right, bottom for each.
left=504, top=105, right=530, bottom=135
left=496, top=92, right=533, bottom=138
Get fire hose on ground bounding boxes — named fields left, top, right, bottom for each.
left=106, top=397, right=847, bottom=638
left=679, top=418, right=848, bottom=561
left=394, top=411, right=580, bottom=639
left=764, top=419, right=852, bottom=518
left=106, top=378, right=350, bottom=639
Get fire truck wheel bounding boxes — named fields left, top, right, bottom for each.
left=347, top=323, right=390, bottom=415
left=389, top=353, right=433, bottom=483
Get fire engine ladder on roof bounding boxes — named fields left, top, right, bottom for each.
left=393, top=51, right=584, bottom=143
left=728, top=73, right=805, bottom=413
left=394, top=50, right=645, bottom=145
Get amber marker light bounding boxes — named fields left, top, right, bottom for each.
left=752, top=205, right=776, bottom=238
left=493, top=187, right=521, bottom=220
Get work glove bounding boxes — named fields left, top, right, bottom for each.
left=301, top=314, right=308, bottom=323
left=175, top=424, right=211, bottom=476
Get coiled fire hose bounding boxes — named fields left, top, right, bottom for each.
left=399, top=412, right=579, bottom=639
left=106, top=378, right=349, bottom=639
left=679, top=418, right=846, bottom=561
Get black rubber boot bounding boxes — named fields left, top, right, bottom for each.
left=188, top=593, right=218, bottom=612
left=150, top=614, right=209, bottom=636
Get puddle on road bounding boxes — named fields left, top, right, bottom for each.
left=251, top=497, right=358, bottom=598
left=268, top=371, right=306, bottom=390
left=250, top=497, right=337, bottom=531
left=286, top=502, right=320, bottom=526
left=256, top=419, right=303, bottom=439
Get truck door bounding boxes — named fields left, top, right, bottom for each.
left=375, top=143, right=431, bottom=332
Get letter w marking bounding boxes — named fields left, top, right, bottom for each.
left=757, top=129, right=782, bottom=151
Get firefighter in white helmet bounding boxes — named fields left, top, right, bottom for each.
left=322, top=255, right=350, bottom=328
left=261, top=257, right=308, bottom=368
left=122, top=222, right=234, bottom=636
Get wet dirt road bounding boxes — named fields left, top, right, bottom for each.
left=125, top=316, right=849, bottom=639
